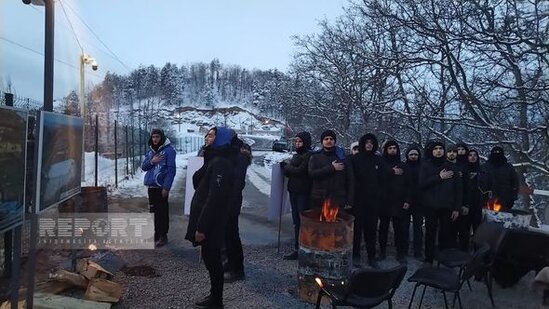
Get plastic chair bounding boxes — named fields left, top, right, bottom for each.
left=408, top=243, right=490, bottom=309
left=315, top=264, right=407, bottom=309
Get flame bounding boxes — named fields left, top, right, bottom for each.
left=320, top=199, right=339, bottom=222
left=486, top=198, right=502, bottom=212
left=88, top=244, right=97, bottom=251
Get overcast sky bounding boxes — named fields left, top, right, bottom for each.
left=0, top=0, right=348, bottom=102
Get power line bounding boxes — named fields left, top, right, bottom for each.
left=58, top=0, right=83, bottom=52
left=0, top=36, right=102, bottom=79
left=60, top=0, right=133, bottom=72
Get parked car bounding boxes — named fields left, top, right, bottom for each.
left=272, top=140, right=288, bottom=152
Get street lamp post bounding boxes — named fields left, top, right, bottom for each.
left=80, top=53, right=98, bottom=181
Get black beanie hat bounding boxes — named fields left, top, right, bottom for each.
left=151, top=128, right=164, bottom=136
left=320, top=130, right=337, bottom=143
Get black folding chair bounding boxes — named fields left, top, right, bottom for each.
left=315, top=264, right=407, bottom=309
left=408, top=243, right=490, bottom=309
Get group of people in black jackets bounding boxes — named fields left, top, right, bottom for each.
left=282, top=129, right=519, bottom=270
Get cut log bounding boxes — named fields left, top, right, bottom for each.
left=32, top=293, right=111, bottom=309
left=76, top=259, right=113, bottom=280
left=49, top=269, right=89, bottom=289
left=84, top=279, right=122, bottom=303
left=0, top=300, right=25, bottom=309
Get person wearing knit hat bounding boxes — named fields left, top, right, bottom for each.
left=446, top=143, right=470, bottom=251
left=419, top=140, right=462, bottom=265
left=281, top=131, right=313, bottom=260
left=456, top=141, right=469, bottom=164
left=350, top=141, right=359, bottom=155
left=308, top=129, right=351, bottom=211
left=142, top=128, right=176, bottom=247
left=320, top=129, right=337, bottom=143
left=480, top=146, right=518, bottom=211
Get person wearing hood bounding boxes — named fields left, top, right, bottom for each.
left=379, top=140, right=410, bottom=264
left=404, top=144, right=424, bottom=259
left=185, top=127, right=237, bottom=309
left=141, top=128, right=176, bottom=247
left=281, top=131, right=313, bottom=260
left=347, top=133, right=384, bottom=268
left=223, top=137, right=252, bottom=283
left=456, top=141, right=469, bottom=165
left=480, top=146, right=518, bottom=212
left=419, top=140, right=462, bottom=265
left=308, top=129, right=352, bottom=210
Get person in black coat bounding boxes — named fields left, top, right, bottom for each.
left=404, top=144, right=423, bottom=259
left=308, top=130, right=352, bottom=209
left=447, top=143, right=470, bottom=251
left=480, top=146, right=518, bottom=211
left=378, top=140, right=410, bottom=264
left=466, top=149, right=484, bottom=233
left=223, top=138, right=252, bottom=282
left=419, top=140, right=462, bottom=265
left=348, top=133, right=383, bottom=268
left=185, top=127, right=236, bottom=309
left=281, top=131, right=312, bottom=260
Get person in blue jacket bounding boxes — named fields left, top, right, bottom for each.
left=142, top=128, right=176, bottom=247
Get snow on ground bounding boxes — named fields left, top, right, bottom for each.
left=83, top=146, right=292, bottom=200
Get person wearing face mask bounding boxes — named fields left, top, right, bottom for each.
left=281, top=131, right=313, bottom=260
left=308, top=130, right=352, bottom=210
left=480, top=146, right=518, bottom=212
left=347, top=133, right=383, bottom=268
left=419, top=140, right=462, bottom=266
left=404, top=144, right=423, bottom=259
left=379, top=140, right=410, bottom=264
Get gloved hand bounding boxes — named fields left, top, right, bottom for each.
left=461, top=206, right=469, bottom=216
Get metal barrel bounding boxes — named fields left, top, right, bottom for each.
left=297, top=208, right=354, bottom=303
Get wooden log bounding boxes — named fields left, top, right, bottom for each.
left=32, top=293, right=111, bottom=309
left=84, top=279, right=122, bottom=303
left=76, top=259, right=113, bottom=280
left=49, top=269, right=89, bottom=289
left=0, top=300, right=25, bottom=309
left=18, top=281, right=73, bottom=300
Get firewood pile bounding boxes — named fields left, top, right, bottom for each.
left=1, top=258, right=123, bottom=309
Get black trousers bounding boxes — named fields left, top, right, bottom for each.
left=225, top=214, right=244, bottom=274
left=353, top=210, right=378, bottom=260
left=470, top=205, right=483, bottom=233
left=410, top=206, right=424, bottom=256
left=424, top=208, right=456, bottom=263
left=379, top=214, right=409, bottom=258
left=148, top=188, right=169, bottom=240
left=456, top=214, right=471, bottom=251
left=201, top=246, right=224, bottom=304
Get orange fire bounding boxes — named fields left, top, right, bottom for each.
left=320, top=199, right=339, bottom=222
left=486, top=198, right=502, bottom=212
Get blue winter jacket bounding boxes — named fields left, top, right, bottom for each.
left=142, top=138, right=177, bottom=191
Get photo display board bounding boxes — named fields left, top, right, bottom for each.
left=35, top=111, right=83, bottom=213
left=0, top=106, right=28, bottom=233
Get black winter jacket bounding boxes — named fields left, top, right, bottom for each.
left=419, top=158, right=463, bottom=211
left=284, top=151, right=312, bottom=194
left=308, top=148, right=352, bottom=207
left=185, top=147, right=235, bottom=248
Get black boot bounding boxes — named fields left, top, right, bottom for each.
left=283, top=251, right=298, bottom=260
left=194, top=295, right=223, bottom=309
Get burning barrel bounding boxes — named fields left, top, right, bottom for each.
left=297, top=200, right=354, bottom=303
